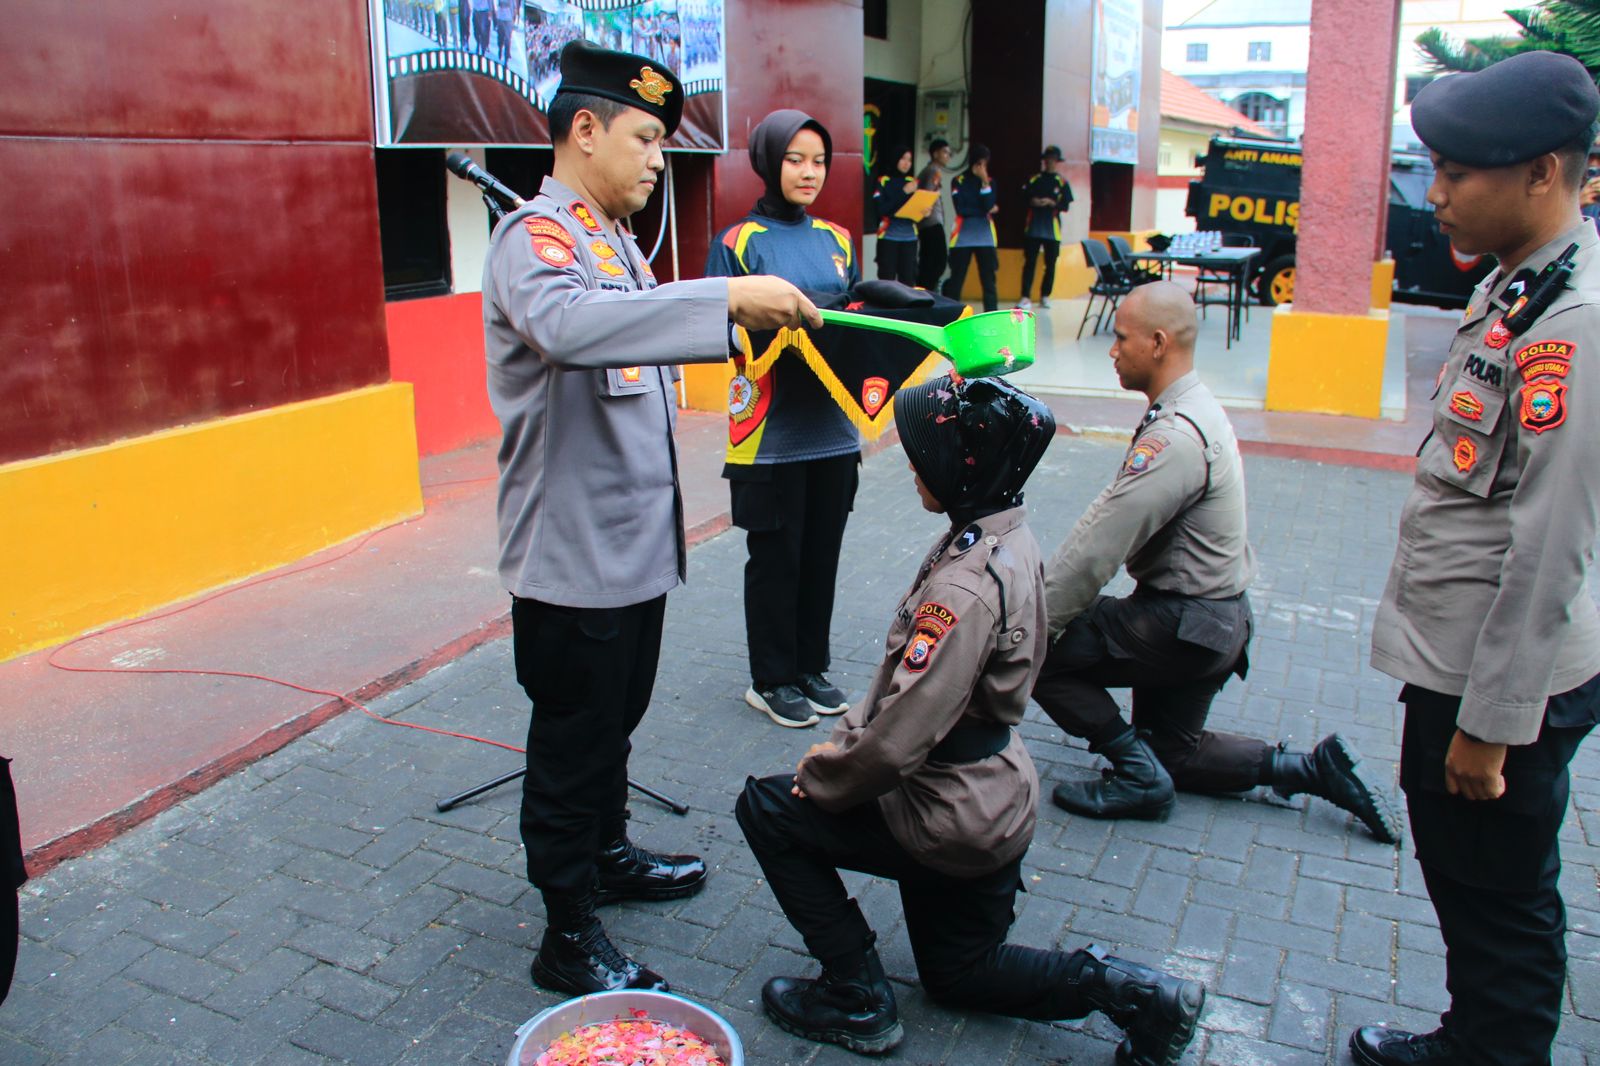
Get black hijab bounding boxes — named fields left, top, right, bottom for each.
left=749, top=109, right=833, bottom=223
left=894, top=375, right=1056, bottom=526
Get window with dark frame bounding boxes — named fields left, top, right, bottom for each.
left=1405, top=74, right=1435, bottom=102
left=1187, top=42, right=1208, bottom=62
left=864, top=0, right=888, bottom=40
left=374, top=148, right=451, bottom=300
left=1247, top=40, right=1271, bottom=61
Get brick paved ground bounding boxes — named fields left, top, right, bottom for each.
left=5, top=435, right=1600, bottom=1065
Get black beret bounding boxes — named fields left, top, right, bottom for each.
left=1412, top=51, right=1600, bottom=167
left=1041, top=145, right=1063, bottom=161
left=555, top=39, right=684, bottom=136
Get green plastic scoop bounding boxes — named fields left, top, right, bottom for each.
left=819, top=307, right=1036, bottom=377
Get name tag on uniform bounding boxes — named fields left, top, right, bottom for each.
left=601, top=366, right=657, bottom=396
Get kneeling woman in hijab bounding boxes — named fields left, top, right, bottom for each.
left=735, top=377, right=1205, bottom=1064
left=705, top=109, right=861, bottom=730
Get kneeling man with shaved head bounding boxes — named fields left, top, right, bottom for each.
left=1032, top=282, right=1399, bottom=840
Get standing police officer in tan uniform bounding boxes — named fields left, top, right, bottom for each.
left=484, top=40, right=821, bottom=997
left=1032, top=282, right=1399, bottom=842
left=1350, top=52, right=1600, bottom=1066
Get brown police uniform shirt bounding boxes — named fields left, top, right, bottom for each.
left=797, top=506, right=1045, bottom=878
left=1372, top=219, right=1600, bottom=745
left=1043, top=371, right=1257, bottom=638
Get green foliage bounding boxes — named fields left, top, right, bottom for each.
left=1413, top=0, right=1600, bottom=78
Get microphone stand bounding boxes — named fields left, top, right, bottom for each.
left=436, top=156, right=689, bottom=818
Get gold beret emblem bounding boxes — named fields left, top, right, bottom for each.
left=630, top=66, right=672, bottom=106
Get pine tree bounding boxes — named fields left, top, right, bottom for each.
left=1414, top=3, right=1600, bottom=77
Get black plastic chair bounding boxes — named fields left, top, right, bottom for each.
left=1107, top=235, right=1163, bottom=285
left=1077, top=239, right=1135, bottom=339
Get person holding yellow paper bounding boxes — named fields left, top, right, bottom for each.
left=871, top=146, right=922, bottom=285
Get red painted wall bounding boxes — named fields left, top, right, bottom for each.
left=385, top=294, right=499, bottom=457
left=0, top=0, right=389, bottom=465
left=705, top=0, right=866, bottom=264
left=1297, top=0, right=1402, bottom=315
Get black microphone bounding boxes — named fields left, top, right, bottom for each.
left=445, top=151, right=524, bottom=211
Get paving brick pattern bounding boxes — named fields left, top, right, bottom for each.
left=6, top=436, right=1600, bottom=1065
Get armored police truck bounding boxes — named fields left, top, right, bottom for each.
left=1184, top=135, right=1494, bottom=306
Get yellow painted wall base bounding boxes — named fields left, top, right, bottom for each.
left=681, top=360, right=734, bottom=414
left=1371, top=257, right=1395, bottom=310
left=962, top=244, right=1098, bottom=304
left=1266, top=305, right=1390, bottom=418
left=1, top=384, right=424, bottom=661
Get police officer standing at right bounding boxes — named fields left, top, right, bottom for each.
left=1350, top=51, right=1600, bottom=1066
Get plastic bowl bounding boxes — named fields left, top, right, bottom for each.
left=507, top=989, right=744, bottom=1066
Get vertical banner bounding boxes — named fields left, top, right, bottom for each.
left=370, top=0, right=726, bottom=149
left=1091, top=0, right=1141, bottom=164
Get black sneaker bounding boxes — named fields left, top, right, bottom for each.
left=746, top=684, right=819, bottom=728
left=798, top=672, right=850, bottom=715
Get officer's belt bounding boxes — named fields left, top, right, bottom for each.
left=928, top=719, right=1012, bottom=764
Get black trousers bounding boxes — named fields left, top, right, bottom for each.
left=1, top=757, right=22, bottom=1007
left=916, top=225, right=947, bottom=290
left=736, top=774, right=1094, bottom=1019
left=1400, top=683, right=1597, bottom=1065
left=513, top=594, right=667, bottom=892
left=730, top=454, right=859, bottom=686
left=1019, top=238, right=1061, bottom=302
left=1032, top=592, right=1269, bottom=793
left=875, top=238, right=918, bottom=286
left=942, top=246, right=999, bottom=312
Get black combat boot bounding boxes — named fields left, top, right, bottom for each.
left=1349, top=1026, right=1462, bottom=1065
left=1052, top=725, right=1176, bottom=820
left=1074, top=944, right=1205, bottom=1066
left=531, top=882, right=669, bottom=996
left=761, top=940, right=904, bottom=1055
left=1268, top=734, right=1400, bottom=844
left=595, top=814, right=708, bottom=905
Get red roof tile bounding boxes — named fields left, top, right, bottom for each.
left=1160, top=70, right=1275, bottom=137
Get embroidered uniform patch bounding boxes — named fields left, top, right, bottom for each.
left=1448, top=390, right=1484, bottom=421
left=1520, top=379, right=1569, bottom=433
left=1515, top=339, right=1574, bottom=367
left=596, top=260, right=626, bottom=277
left=525, top=218, right=576, bottom=247
left=953, top=525, right=981, bottom=553
left=917, top=603, right=959, bottom=631
left=533, top=239, right=573, bottom=267
left=1124, top=443, right=1158, bottom=475
left=904, top=603, right=959, bottom=672
left=1452, top=436, right=1477, bottom=473
left=1484, top=318, right=1511, bottom=350
left=591, top=240, right=617, bottom=260
left=621, top=366, right=642, bottom=383
left=861, top=376, right=889, bottom=417
left=571, top=201, right=603, bottom=233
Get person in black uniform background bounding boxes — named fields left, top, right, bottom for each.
left=1348, top=52, right=1600, bottom=1066
left=1017, top=145, right=1072, bottom=310
left=942, top=143, right=1000, bottom=312
left=871, top=146, right=921, bottom=285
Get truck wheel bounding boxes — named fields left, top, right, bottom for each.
left=1259, top=256, right=1295, bottom=305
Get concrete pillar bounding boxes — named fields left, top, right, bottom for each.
left=1264, top=0, right=1401, bottom=417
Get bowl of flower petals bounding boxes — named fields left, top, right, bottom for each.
left=509, top=990, right=743, bottom=1066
